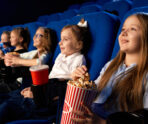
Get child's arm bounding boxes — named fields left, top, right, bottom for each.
left=5, top=54, right=37, bottom=67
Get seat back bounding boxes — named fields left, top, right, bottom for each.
left=78, top=4, right=102, bottom=15
left=132, top=0, right=148, bottom=8
left=59, top=9, right=78, bottom=20
left=103, top=0, right=132, bottom=20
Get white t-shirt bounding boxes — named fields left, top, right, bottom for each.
left=49, top=52, right=86, bottom=79
left=20, top=50, right=50, bottom=65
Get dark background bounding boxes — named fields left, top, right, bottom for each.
left=0, top=0, right=91, bottom=27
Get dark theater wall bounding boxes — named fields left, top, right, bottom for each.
left=0, top=0, right=90, bottom=27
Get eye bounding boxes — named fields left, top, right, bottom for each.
left=131, top=27, right=136, bottom=31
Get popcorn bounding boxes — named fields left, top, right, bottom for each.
left=61, top=73, right=98, bottom=124
left=68, top=73, right=97, bottom=89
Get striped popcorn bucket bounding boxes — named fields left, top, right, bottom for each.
left=61, top=83, right=98, bottom=124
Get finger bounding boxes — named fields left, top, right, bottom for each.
left=81, top=103, right=93, bottom=116
left=81, top=65, right=87, bottom=72
left=71, top=117, right=86, bottom=123
left=77, top=67, right=86, bottom=74
left=72, top=110, right=85, bottom=117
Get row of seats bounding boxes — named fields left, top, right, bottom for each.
left=0, top=0, right=147, bottom=123
left=37, top=0, right=148, bottom=25
left=37, top=0, right=132, bottom=24
left=6, top=6, right=148, bottom=124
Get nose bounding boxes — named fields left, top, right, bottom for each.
left=121, top=29, right=128, bottom=36
left=59, top=40, right=62, bottom=45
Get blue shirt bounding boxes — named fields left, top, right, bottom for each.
left=1, top=46, right=15, bottom=54
left=91, top=60, right=148, bottom=119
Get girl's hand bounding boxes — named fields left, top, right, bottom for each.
left=71, top=104, right=106, bottom=124
left=4, top=54, right=21, bottom=67
left=71, top=65, right=88, bottom=81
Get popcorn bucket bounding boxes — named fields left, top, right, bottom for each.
left=61, top=83, right=98, bottom=124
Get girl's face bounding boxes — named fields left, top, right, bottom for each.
left=59, top=28, right=82, bottom=56
left=10, top=31, right=21, bottom=47
left=118, top=15, right=142, bottom=55
left=1, top=33, right=9, bottom=43
left=33, top=28, right=44, bottom=49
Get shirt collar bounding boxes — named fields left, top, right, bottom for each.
left=121, top=62, right=137, bottom=71
left=61, top=52, right=81, bottom=61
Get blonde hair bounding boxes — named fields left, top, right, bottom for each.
left=12, top=27, right=30, bottom=50
left=98, top=14, right=148, bottom=112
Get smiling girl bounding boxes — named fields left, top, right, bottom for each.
left=71, top=13, right=148, bottom=124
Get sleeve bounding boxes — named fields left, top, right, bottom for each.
left=71, top=55, right=86, bottom=73
left=20, top=50, right=37, bottom=59
left=36, top=53, right=51, bottom=65
left=94, top=60, right=112, bottom=86
left=143, top=73, right=148, bottom=108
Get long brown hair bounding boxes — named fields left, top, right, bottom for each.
left=98, top=14, right=148, bottom=112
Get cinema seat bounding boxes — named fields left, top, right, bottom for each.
left=102, top=0, right=132, bottom=20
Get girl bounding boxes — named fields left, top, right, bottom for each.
left=71, top=13, right=148, bottom=124
left=0, top=21, right=91, bottom=123
left=0, top=27, right=30, bottom=92
left=21, top=23, right=90, bottom=106
left=4, top=27, right=54, bottom=89
left=5, top=27, right=53, bottom=67
left=10, top=27, right=30, bottom=53
left=0, top=31, right=14, bottom=59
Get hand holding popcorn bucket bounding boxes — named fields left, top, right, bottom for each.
left=61, top=73, right=98, bottom=124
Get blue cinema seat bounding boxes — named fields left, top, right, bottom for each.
left=132, top=0, right=148, bottom=8
left=81, top=2, right=97, bottom=7
left=59, top=9, right=78, bottom=20
left=78, top=4, right=102, bottom=15
left=37, top=13, right=61, bottom=25
left=111, top=6, right=148, bottom=59
left=102, top=0, right=132, bottom=20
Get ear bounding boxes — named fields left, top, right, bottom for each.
left=19, top=37, right=23, bottom=43
left=76, top=41, right=83, bottom=51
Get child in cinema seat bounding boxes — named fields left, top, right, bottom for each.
left=0, top=19, right=91, bottom=124
left=4, top=27, right=55, bottom=89
left=71, top=13, right=148, bottom=124
left=21, top=19, right=91, bottom=110
left=0, top=31, right=14, bottom=59
left=0, top=27, right=30, bottom=92
left=0, top=27, right=56, bottom=123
